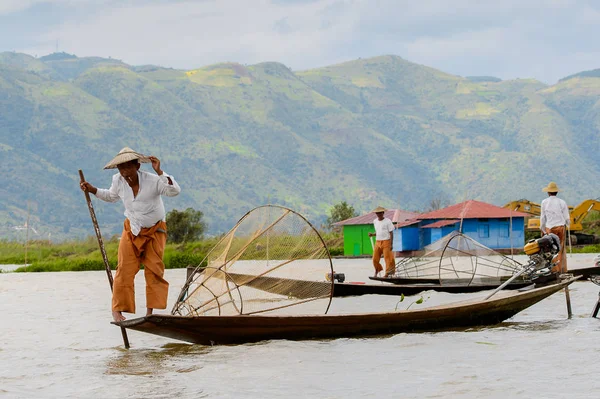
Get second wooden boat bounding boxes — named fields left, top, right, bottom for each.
left=336, top=279, right=531, bottom=296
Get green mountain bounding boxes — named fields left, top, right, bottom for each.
left=1, top=52, right=599, bottom=240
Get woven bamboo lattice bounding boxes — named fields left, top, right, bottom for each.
left=392, top=231, right=527, bottom=285
left=172, top=205, right=334, bottom=317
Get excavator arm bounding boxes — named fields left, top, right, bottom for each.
left=503, top=199, right=543, bottom=231
left=503, top=199, right=542, bottom=216
left=570, top=199, right=600, bottom=231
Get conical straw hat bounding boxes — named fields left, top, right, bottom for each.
left=103, top=147, right=151, bottom=169
left=372, top=206, right=387, bottom=213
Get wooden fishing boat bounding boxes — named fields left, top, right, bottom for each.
left=336, top=279, right=531, bottom=297
left=112, top=206, right=580, bottom=346
left=368, top=276, right=440, bottom=285
left=215, top=271, right=531, bottom=298
left=368, top=275, right=532, bottom=286
left=182, top=270, right=531, bottom=298
left=115, top=277, right=577, bottom=345
left=569, top=264, right=600, bottom=280
left=373, top=264, right=600, bottom=284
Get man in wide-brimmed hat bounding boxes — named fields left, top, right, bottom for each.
left=540, top=181, right=570, bottom=273
left=80, top=147, right=181, bottom=322
left=368, top=206, right=395, bottom=277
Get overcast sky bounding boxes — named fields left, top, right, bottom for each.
left=1, top=0, right=599, bottom=83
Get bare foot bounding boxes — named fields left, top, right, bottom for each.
left=146, top=308, right=153, bottom=317
left=112, top=311, right=126, bottom=322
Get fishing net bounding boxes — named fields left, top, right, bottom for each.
left=172, top=205, right=334, bottom=317
left=392, top=231, right=526, bottom=285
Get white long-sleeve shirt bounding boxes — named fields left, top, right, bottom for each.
left=95, top=170, right=181, bottom=236
left=540, top=196, right=570, bottom=231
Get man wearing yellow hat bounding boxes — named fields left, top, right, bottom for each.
left=80, top=147, right=181, bottom=322
left=368, top=206, right=395, bottom=277
left=540, top=182, right=570, bottom=273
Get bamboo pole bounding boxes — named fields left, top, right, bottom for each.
left=25, top=201, right=30, bottom=271
left=79, top=170, right=130, bottom=349
left=563, top=226, right=572, bottom=318
left=591, top=291, right=600, bottom=318
left=564, top=283, right=573, bottom=318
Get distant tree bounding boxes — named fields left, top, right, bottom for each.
left=425, top=194, right=449, bottom=212
left=326, top=201, right=358, bottom=228
left=166, top=208, right=207, bottom=243
left=427, top=198, right=444, bottom=212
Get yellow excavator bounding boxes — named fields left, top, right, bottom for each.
left=503, top=198, right=600, bottom=245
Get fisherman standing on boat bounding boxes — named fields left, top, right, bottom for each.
left=368, top=206, right=395, bottom=277
left=79, top=147, right=181, bottom=322
left=540, top=182, right=570, bottom=274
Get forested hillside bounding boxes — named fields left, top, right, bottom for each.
left=1, top=52, right=599, bottom=240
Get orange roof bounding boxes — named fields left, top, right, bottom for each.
left=417, top=200, right=529, bottom=220
left=333, top=209, right=419, bottom=226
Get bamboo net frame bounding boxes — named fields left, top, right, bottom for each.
left=392, top=231, right=528, bottom=286
left=172, top=205, right=334, bottom=317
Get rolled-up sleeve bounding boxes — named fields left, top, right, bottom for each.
left=158, top=172, right=181, bottom=197
left=95, top=174, right=122, bottom=203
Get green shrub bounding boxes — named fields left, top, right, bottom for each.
left=328, top=247, right=344, bottom=256
left=573, top=244, right=600, bottom=253
left=15, top=258, right=116, bottom=272
left=164, top=253, right=206, bottom=269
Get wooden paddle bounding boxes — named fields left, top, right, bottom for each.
left=79, top=170, right=130, bottom=349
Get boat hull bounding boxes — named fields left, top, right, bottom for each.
left=116, top=278, right=577, bottom=345
left=569, top=265, right=600, bottom=280
left=359, top=279, right=532, bottom=295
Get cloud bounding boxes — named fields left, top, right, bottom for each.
left=3, top=0, right=600, bottom=83
left=0, top=0, right=47, bottom=15
left=19, top=0, right=355, bottom=69
left=0, top=0, right=107, bottom=15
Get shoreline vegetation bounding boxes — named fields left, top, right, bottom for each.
left=0, top=232, right=345, bottom=273
left=1, top=235, right=599, bottom=273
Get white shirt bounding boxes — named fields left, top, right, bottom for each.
left=540, top=196, right=570, bottom=231
left=95, top=170, right=181, bottom=236
left=373, top=217, right=394, bottom=240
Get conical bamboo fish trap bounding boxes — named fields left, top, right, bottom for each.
left=392, top=231, right=526, bottom=286
left=173, top=205, right=334, bottom=317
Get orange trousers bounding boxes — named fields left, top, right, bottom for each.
left=548, top=225, right=567, bottom=274
left=112, top=219, right=169, bottom=313
left=373, top=239, right=395, bottom=276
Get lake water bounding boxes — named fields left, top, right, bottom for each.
left=0, top=264, right=26, bottom=272
left=1, top=254, right=599, bottom=398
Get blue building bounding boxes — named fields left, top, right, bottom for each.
left=395, top=200, right=529, bottom=253
left=333, top=209, right=419, bottom=256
